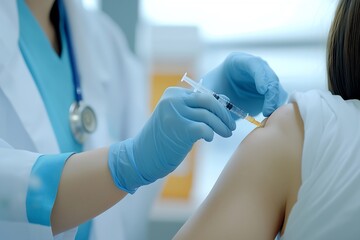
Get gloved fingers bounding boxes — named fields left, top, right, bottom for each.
left=180, top=107, right=233, bottom=138
left=186, top=122, right=215, bottom=142
left=262, top=82, right=288, bottom=117
left=228, top=53, right=279, bottom=95
left=238, top=57, right=279, bottom=95
left=184, top=92, right=236, bottom=131
left=161, top=87, right=193, bottom=99
left=225, top=52, right=258, bottom=82
left=255, top=62, right=279, bottom=95
left=262, top=83, right=278, bottom=117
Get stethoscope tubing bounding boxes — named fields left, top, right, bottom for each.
left=58, top=0, right=83, bottom=102
left=58, top=0, right=97, bottom=143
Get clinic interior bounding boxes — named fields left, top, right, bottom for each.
left=87, top=0, right=335, bottom=239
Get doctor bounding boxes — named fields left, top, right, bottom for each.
left=0, top=0, right=287, bottom=240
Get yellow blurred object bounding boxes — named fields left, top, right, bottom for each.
left=151, top=73, right=196, bottom=200
left=161, top=148, right=196, bottom=199
left=150, top=74, right=187, bottom=109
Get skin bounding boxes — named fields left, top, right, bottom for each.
left=50, top=148, right=127, bottom=234
left=25, top=1, right=127, bottom=235
left=25, top=0, right=61, bottom=54
left=173, top=103, right=303, bottom=239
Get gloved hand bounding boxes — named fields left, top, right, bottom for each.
left=202, top=52, right=288, bottom=117
left=108, top=87, right=236, bottom=194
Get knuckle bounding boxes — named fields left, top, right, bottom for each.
left=157, top=97, right=171, bottom=110
left=163, top=86, right=177, bottom=94
left=162, top=87, right=183, bottom=99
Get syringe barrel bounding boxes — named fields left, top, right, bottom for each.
left=229, top=105, right=248, bottom=119
left=212, top=93, right=247, bottom=119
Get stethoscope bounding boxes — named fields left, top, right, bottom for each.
left=59, top=0, right=97, bottom=144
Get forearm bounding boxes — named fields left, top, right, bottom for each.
left=50, top=147, right=127, bottom=235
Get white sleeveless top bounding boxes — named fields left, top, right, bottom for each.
left=281, top=90, right=360, bottom=239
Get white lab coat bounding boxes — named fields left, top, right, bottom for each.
left=0, top=1, right=160, bottom=239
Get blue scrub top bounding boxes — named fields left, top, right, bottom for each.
left=17, top=0, right=91, bottom=239
left=17, top=0, right=82, bottom=153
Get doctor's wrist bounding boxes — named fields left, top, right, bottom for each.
left=108, top=139, right=151, bottom=194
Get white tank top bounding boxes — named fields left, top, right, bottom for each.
left=281, top=90, right=360, bottom=239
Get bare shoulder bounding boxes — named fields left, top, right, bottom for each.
left=239, top=103, right=304, bottom=164
left=224, top=103, right=304, bottom=236
left=251, top=103, right=304, bottom=234
left=259, top=103, right=303, bottom=140
left=265, top=102, right=302, bottom=129
left=237, top=102, right=304, bottom=168
left=173, top=104, right=304, bottom=239
left=233, top=102, right=303, bottom=189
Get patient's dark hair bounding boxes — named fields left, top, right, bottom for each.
left=327, top=0, right=360, bottom=100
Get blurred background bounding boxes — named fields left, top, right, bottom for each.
left=85, top=0, right=337, bottom=239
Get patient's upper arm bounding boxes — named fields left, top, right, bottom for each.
left=174, top=103, right=304, bottom=240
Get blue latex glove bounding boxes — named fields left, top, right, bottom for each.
left=202, top=52, right=288, bottom=117
left=108, top=87, right=236, bottom=194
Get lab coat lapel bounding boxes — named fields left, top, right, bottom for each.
left=0, top=1, right=59, bottom=153
left=0, top=1, right=18, bottom=75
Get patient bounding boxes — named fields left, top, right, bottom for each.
left=173, top=0, right=360, bottom=239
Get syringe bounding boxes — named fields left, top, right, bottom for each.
left=181, top=73, right=262, bottom=127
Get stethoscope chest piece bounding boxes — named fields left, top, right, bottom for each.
left=60, top=0, right=97, bottom=144
left=69, top=101, right=97, bottom=144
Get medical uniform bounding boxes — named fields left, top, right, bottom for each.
left=0, top=0, right=160, bottom=239
left=281, top=90, right=360, bottom=239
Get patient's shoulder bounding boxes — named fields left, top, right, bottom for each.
left=221, top=103, right=304, bottom=237
left=242, top=103, right=304, bottom=159
left=254, top=103, right=304, bottom=234
left=172, top=103, right=305, bottom=239
left=262, top=103, right=303, bottom=134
